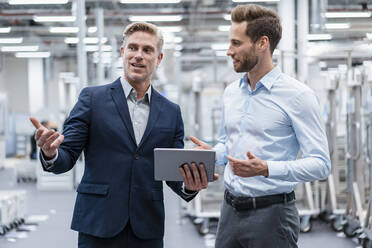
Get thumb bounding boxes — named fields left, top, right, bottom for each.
left=190, top=136, right=201, bottom=146
left=246, top=151, right=255, bottom=159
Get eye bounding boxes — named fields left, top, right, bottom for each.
left=144, top=48, right=153, bottom=54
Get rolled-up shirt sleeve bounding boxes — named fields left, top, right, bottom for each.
left=267, top=91, right=331, bottom=182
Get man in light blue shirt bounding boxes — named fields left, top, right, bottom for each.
left=191, top=4, right=331, bottom=248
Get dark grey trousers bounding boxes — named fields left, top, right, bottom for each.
left=215, top=199, right=300, bottom=248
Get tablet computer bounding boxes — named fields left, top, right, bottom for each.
left=154, top=148, right=216, bottom=182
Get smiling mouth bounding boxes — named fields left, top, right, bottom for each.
left=131, top=63, right=145, bottom=69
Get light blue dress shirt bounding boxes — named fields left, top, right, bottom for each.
left=214, top=66, right=331, bottom=197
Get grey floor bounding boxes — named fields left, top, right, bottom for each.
left=0, top=161, right=359, bottom=248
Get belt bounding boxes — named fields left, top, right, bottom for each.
left=224, top=190, right=295, bottom=211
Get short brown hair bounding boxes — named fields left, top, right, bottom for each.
left=122, top=22, right=164, bottom=52
left=231, top=4, right=282, bottom=54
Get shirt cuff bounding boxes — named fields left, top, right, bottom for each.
left=181, top=183, right=198, bottom=197
left=213, top=145, right=227, bottom=166
left=267, top=161, right=288, bottom=179
left=40, top=150, right=58, bottom=168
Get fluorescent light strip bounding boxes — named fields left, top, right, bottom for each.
left=15, top=52, right=50, bottom=58
left=232, top=0, right=280, bottom=2
left=0, top=38, right=23, bottom=44
left=9, top=0, right=68, bottom=4
left=224, top=14, right=231, bottom=21
left=49, top=27, right=78, bottom=33
left=211, top=43, right=229, bottom=50
left=1, top=45, right=39, bottom=52
left=88, top=26, right=97, bottom=33
left=325, top=11, right=371, bottom=18
left=129, top=15, right=183, bottom=22
left=218, top=25, right=230, bottom=32
left=215, top=50, right=227, bottom=57
left=34, top=16, right=76, bottom=22
left=325, top=23, right=350, bottom=29
left=121, top=0, right=180, bottom=3
left=307, top=34, right=332, bottom=41
left=158, top=26, right=182, bottom=32
left=0, top=27, right=11, bottom=33
left=367, top=33, right=372, bottom=39
left=85, top=45, right=112, bottom=52
left=64, top=37, right=108, bottom=44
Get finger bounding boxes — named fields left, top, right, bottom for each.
left=30, top=117, right=41, bottom=129
left=183, top=164, right=195, bottom=188
left=50, top=135, right=64, bottom=150
left=227, top=155, right=239, bottom=163
left=189, top=136, right=201, bottom=146
left=191, top=163, right=202, bottom=188
left=246, top=151, right=255, bottom=159
left=43, top=132, right=60, bottom=149
left=37, top=130, right=55, bottom=147
left=199, top=163, right=208, bottom=188
left=179, top=167, right=189, bottom=185
left=213, top=173, right=219, bottom=181
left=35, top=126, right=47, bottom=140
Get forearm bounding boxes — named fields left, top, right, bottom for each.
left=267, top=156, right=331, bottom=182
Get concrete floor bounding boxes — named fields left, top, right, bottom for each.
left=0, top=159, right=359, bottom=248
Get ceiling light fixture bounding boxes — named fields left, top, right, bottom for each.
left=325, top=23, right=350, bottom=29
left=9, top=0, right=68, bottom=4
left=64, top=37, right=108, bottom=44
left=129, top=15, right=183, bottom=22
left=49, top=27, right=79, bottom=33
left=325, top=11, right=371, bottom=18
left=0, top=27, right=11, bottom=33
left=158, top=26, right=182, bottom=32
left=218, top=25, right=231, bottom=32
left=307, top=34, right=332, bottom=41
left=33, top=15, right=76, bottom=22
left=211, top=43, right=229, bottom=50
left=15, top=52, right=50, bottom=58
left=1, top=45, right=39, bottom=52
left=232, top=0, right=280, bottom=2
left=120, top=0, right=181, bottom=3
left=224, top=14, right=231, bottom=21
left=367, top=33, right=372, bottom=39
left=0, top=38, right=23, bottom=44
left=88, top=26, right=97, bottom=33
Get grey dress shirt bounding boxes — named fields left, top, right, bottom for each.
left=121, top=77, right=151, bottom=145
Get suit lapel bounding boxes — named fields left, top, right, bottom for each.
left=110, top=78, right=137, bottom=146
left=138, top=87, right=164, bottom=148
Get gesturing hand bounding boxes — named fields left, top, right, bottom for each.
left=227, top=151, right=269, bottom=178
left=189, top=136, right=212, bottom=150
left=30, top=117, right=64, bottom=159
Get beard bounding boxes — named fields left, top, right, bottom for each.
left=233, top=50, right=258, bottom=73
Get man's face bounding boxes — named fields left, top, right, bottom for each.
left=121, top=31, right=163, bottom=85
left=227, top=21, right=258, bottom=73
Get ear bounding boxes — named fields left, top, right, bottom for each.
left=256, top=36, right=270, bottom=52
left=157, top=52, right=163, bottom=66
left=120, top=46, right=124, bottom=56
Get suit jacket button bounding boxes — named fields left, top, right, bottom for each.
left=135, top=154, right=139, bottom=160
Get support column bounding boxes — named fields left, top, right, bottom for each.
left=96, top=8, right=104, bottom=84
left=297, top=0, right=309, bottom=83
left=77, top=0, right=87, bottom=93
left=278, top=0, right=296, bottom=78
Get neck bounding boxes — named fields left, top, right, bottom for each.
left=247, top=56, right=274, bottom=91
left=125, top=76, right=151, bottom=99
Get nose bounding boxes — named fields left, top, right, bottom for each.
left=134, top=50, right=143, bottom=60
left=227, top=45, right=233, bottom=57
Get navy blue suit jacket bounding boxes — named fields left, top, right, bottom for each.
left=41, top=78, right=194, bottom=239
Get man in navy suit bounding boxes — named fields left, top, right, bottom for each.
left=30, top=22, right=216, bottom=248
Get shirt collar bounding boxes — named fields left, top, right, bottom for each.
left=120, top=76, right=152, bottom=103
left=239, top=66, right=281, bottom=91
